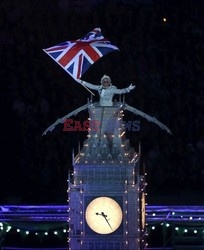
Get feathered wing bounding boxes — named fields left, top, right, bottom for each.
left=42, top=103, right=90, bottom=136
left=124, top=103, right=172, bottom=134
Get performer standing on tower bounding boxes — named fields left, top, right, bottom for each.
left=76, top=75, right=136, bottom=106
left=42, top=73, right=171, bottom=135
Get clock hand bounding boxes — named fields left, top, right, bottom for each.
left=101, top=212, right=113, bottom=230
left=96, top=212, right=113, bottom=230
left=96, top=212, right=107, bottom=217
left=96, top=212, right=105, bottom=216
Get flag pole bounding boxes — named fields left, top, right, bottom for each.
left=79, top=81, right=95, bottom=96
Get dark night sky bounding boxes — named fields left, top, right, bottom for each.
left=1, top=0, right=204, bottom=205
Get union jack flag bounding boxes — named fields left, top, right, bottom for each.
left=43, top=28, right=119, bottom=80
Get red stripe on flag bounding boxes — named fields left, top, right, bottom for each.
left=83, top=45, right=100, bottom=62
left=77, top=54, right=83, bottom=79
left=59, top=44, right=79, bottom=67
left=58, top=42, right=101, bottom=67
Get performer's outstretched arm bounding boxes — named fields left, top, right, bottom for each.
left=76, top=79, right=101, bottom=90
left=112, top=84, right=135, bottom=94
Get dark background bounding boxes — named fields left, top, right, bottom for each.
left=1, top=0, right=204, bottom=205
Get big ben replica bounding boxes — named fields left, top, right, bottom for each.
left=67, top=100, right=146, bottom=250
left=43, top=74, right=170, bottom=250
left=42, top=29, right=171, bottom=250
left=43, top=28, right=171, bottom=250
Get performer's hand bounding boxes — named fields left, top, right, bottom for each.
left=75, top=78, right=83, bottom=84
left=128, top=84, right=136, bottom=91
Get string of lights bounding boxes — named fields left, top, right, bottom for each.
left=1, top=222, right=204, bottom=239
left=1, top=205, right=204, bottom=248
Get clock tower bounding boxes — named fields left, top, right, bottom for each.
left=68, top=101, right=146, bottom=250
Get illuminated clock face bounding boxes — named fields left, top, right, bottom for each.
left=85, top=197, right=123, bottom=234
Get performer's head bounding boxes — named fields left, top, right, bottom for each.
left=101, top=74, right=111, bottom=88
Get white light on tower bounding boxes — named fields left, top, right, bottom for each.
left=6, top=226, right=12, bottom=232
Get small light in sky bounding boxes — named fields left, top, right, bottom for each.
left=163, top=17, right=167, bottom=22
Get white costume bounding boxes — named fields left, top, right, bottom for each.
left=80, top=75, right=135, bottom=106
